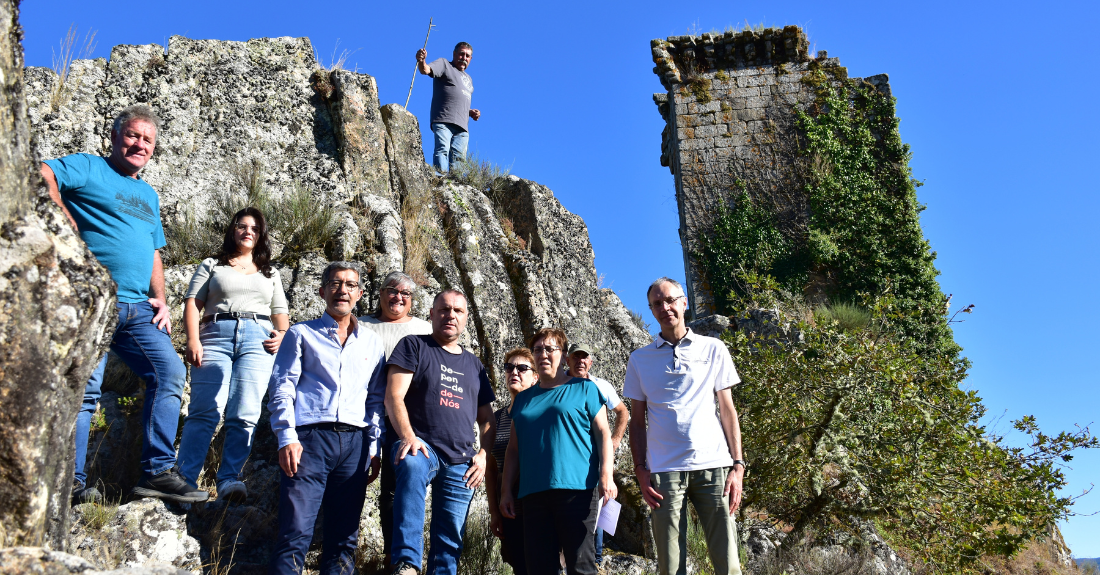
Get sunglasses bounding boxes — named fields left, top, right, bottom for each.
left=503, top=363, right=533, bottom=374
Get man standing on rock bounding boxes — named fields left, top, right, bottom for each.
left=268, top=262, right=387, bottom=575
left=386, top=289, right=496, bottom=575
left=42, top=105, right=209, bottom=505
left=416, top=42, right=480, bottom=173
left=565, top=342, right=629, bottom=566
left=625, top=278, right=746, bottom=575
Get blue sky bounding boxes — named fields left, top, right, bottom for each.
left=19, top=0, right=1099, bottom=558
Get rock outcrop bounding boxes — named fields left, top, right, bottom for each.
left=18, top=33, right=650, bottom=572
left=0, top=0, right=115, bottom=549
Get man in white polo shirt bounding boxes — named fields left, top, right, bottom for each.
left=624, top=277, right=746, bottom=575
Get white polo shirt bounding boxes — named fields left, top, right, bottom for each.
left=591, top=376, right=622, bottom=410
left=623, top=328, right=740, bottom=472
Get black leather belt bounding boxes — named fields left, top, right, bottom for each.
left=302, top=422, right=364, bottom=432
left=202, top=312, right=271, bottom=324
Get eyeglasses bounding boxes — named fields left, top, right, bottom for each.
left=503, top=363, right=533, bottom=374
left=532, top=346, right=561, bottom=355
left=649, top=295, right=685, bottom=310
left=383, top=287, right=413, bottom=299
left=324, top=280, right=360, bottom=291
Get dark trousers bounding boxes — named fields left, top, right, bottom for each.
left=379, top=419, right=398, bottom=560
left=269, top=426, right=370, bottom=575
left=501, top=513, right=528, bottom=575
left=522, top=489, right=599, bottom=575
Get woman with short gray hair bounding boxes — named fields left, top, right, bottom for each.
left=360, top=270, right=433, bottom=564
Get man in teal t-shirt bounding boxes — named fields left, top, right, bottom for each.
left=42, top=105, right=208, bottom=505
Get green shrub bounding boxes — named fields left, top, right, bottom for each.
left=457, top=499, right=510, bottom=575
left=162, top=160, right=340, bottom=265
left=162, top=205, right=220, bottom=266
left=79, top=498, right=119, bottom=531
left=271, top=182, right=340, bottom=257
left=727, top=292, right=1098, bottom=573
left=813, top=302, right=871, bottom=332
left=449, top=152, right=511, bottom=194
left=694, top=196, right=807, bottom=312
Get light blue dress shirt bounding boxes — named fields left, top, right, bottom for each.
left=267, top=313, right=387, bottom=456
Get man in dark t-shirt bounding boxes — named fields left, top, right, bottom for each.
left=386, top=289, right=496, bottom=575
left=415, top=42, right=481, bottom=173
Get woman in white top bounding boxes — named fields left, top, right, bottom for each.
left=360, top=270, right=432, bottom=563
left=176, top=207, right=289, bottom=502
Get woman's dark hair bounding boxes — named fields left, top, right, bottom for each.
left=216, top=207, right=274, bottom=278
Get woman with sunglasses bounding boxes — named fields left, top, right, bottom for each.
left=176, top=207, right=289, bottom=503
left=500, top=328, right=617, bottom=575
left=485, top=347, right=538, bottom=575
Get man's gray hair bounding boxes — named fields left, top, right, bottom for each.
left=112, top=105, right=162, bottom=135
left=646, top=276, right=684, bottom=300
left=321, top=261, right=362, bottom=286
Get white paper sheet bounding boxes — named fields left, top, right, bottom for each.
left=596, top=498, right=621, bottom=536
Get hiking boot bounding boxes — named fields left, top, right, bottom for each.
left=132, top=469, right=209, bottom=504
left=71, top=480, right=103, bottom=505
left=217, top=480, right=247, bottom=504
left=392, top=562, right=419, bottom=575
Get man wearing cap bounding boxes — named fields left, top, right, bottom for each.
left=565, top=342, right=629, bottom=566
left=625, top=277, right=745, bottom=575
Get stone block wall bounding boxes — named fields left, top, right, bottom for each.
left=651, top=26, right=890, bottom=317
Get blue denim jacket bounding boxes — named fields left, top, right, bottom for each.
left=268, top=313, right=387, bottom=456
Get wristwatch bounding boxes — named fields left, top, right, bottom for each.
left=731, top=459, right=747, bottom=469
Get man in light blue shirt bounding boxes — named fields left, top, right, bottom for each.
left=267, top=261, right=387, bottom=575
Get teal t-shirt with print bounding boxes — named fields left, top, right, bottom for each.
left=45, top=154, right=166, bottom=303
left=512, top=377, right=608, bottom=498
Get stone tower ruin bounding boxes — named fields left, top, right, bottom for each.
left=651, top=26, right=890, bottom=318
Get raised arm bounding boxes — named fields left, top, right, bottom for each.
left=40, top=163, right=78, bottom=229
left=416, top=48, right=431, bottom=75
left=385, top=364, right=430, bottom=461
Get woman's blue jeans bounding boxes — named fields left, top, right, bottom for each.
left=177, top=317, right=275, bottom=488
left=391, top=439, right=475, bottom=574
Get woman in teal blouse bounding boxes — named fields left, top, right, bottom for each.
left=499, top=327, right=617, bottom=575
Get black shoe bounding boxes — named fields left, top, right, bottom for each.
left=217, top=480, right=247, bottom=504
left=71, top=480, right=103, bottom=505
left=132, top=469, right=209, bottom=503
left=392, top=562, right=419, bottom=575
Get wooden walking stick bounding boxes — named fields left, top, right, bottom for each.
left=405, top=17, right=436, bottom=109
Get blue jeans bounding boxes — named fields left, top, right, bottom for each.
left=270, top=425, right=370, bottom=575
left=177, top=317, right=276, bottom=488
left=594, top=528, right=604, bottom=564
left=431, top=122, right=469, bottom=173
left=73, top=302, right=187, bottom=483
left=73, top=355, right=108, bottom=486
left=391, top=439, right=475, bottom=574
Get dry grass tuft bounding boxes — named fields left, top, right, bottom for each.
left=50, top=24, right=97, bottom=111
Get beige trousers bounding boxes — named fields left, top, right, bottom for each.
left=650, top=467, right=742, bottom=575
